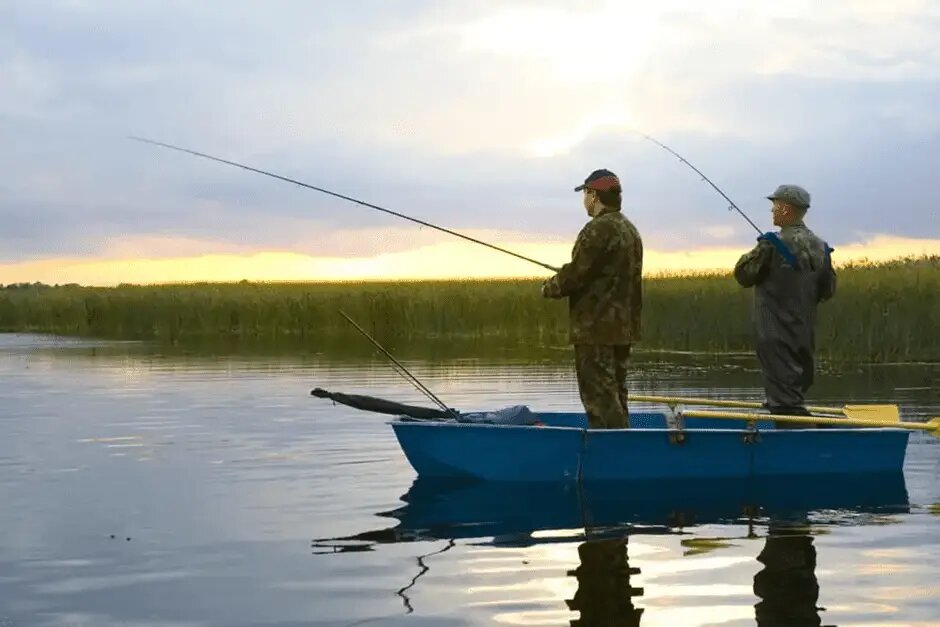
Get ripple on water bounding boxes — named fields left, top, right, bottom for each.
left=0, top=333, right=938, bottom=626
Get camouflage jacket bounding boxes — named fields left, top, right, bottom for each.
left=734, top=222, right=836, bottom=349
left=543, top=207, right=643, bottom=345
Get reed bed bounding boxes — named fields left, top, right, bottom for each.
left=1, top=256, right=937, bottom=362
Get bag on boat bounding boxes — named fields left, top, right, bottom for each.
left=456, top=405, right=541, bottom=426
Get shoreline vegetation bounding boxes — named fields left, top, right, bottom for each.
left=0, top=256, right=937, bottom=363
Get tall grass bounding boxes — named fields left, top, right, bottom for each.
left=1, top=256, right=937, bottom=362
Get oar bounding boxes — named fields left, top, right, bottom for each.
left=678, top=408, right=940, bottom=436
left=631, top=394, right=900, bottom=423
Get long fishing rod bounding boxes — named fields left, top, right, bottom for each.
left=337, top=310, right=459, bottom=419
left=632, top=131, right=764, bottom=236
left=129, top=136, right=560, bottom=273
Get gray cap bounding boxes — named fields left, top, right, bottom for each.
left=766, top=184, right=810, bottom=209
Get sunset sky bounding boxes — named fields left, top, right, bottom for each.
left=3, top=1, right=939, bottom=285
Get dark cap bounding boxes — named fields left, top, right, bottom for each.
left=574, top=169, right=621, bottom=192
left=766, top=184, right=811, bottom=209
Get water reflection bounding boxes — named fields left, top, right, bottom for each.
left=2, top=333, right=936, bottom=626
left=567, top=534, right=643, bottom=626
left=314, top=474, right=909, bottom=625
left=754, top=525, right=824, bottom=627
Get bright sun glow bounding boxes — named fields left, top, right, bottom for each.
left=457, top=4, right=663, bottom=81
left=456, top=3, right=666, bottom=157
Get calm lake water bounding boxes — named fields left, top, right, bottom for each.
left=0, top=333, right=937, bottom=627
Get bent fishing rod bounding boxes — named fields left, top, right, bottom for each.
left=632, top=131, right=764, bottom=236
left=129, top=136, right=560, bottom=272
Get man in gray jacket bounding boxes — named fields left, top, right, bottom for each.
left=734, top=185, right=837, bottom=421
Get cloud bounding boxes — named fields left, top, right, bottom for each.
left=1, top=1, right=939, bottom=276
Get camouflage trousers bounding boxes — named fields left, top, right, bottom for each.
left=574, top=344, right=631, bottom=429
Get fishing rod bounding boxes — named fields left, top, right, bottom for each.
left=129, top=136, right=560, bottom=273
left=337, top=310, right=460, bottom=419
left=632, top=131, right=764, bottom=236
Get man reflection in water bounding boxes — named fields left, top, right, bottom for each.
left=753, top=524, right=828, bottom=627
left=566, top=535, right=644, bottom=626
left=564, top=525, right=826, bottom=626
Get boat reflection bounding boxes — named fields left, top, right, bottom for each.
left=313, top=473, right=909, bottom=626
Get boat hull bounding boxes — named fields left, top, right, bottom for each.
left=389, top=411, right=911, bottom=481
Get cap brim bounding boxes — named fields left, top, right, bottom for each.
left=767, top=195, right=809, bottom=208
left=574, top=184, right=586, bottom=192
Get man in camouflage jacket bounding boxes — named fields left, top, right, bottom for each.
left=542, top=169, right=644, bottom=429
left=734, top=185, right=837, bottom=419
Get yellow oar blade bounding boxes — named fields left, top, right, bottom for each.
left=842, top=405, right=901, bottom=423
left=927, top=418, right=940, bottom=436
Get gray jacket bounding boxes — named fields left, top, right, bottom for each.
left=734, top=223, right=836, bottom=350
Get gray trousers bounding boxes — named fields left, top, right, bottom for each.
left=757, top=339, right=815, bottom=413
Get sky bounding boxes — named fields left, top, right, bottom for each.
left=2, top=0, right=939, bottom=285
